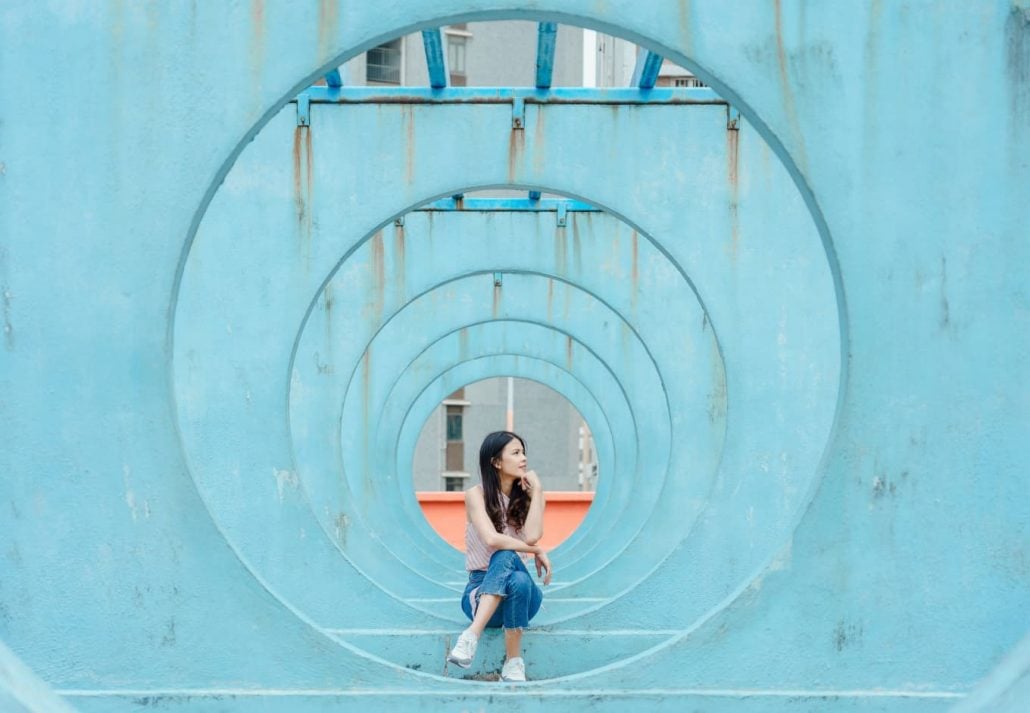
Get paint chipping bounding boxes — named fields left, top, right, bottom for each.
left=939, top=256, right=950, bottom=329
left=2, top=284, right=12, bottom=351
left=871, top=468, right=900, bottom=500
left=161, top=616, right=177, bottom=647
left=1, top=244, right=12, bottom=350
left=833, top=619, right=863, bottom=651
left=335, top=512, right=350, bottom=547
left=314, top=350, right=331, bottom=374
left=1006, top=5, right=1030, bottom=120
left=273, top=468, right=299, bottom=502
left=123, top=465, right=140, bottom=522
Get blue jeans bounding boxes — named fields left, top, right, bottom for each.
left=461, top=550, right=543, bottom=630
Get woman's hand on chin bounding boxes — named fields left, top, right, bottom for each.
left=520, top=469, right=542, bottom=495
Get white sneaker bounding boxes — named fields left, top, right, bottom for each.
left=446, top=630, right=479, bottom=668
left=500, top=656, right=526, bottom=682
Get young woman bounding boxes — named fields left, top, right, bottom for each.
left=446, top=431, right=552, bottom=682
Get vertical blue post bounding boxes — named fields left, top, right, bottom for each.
left=631, top=50, right=663, bottom=90
left=535, top=22, right=558, bottom=90
left=421, top=29, right=447, bottom=89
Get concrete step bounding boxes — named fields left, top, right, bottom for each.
left=324, top=628, right=674, bottom=680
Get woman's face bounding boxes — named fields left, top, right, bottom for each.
left=493, top=437, right=527, bottom=479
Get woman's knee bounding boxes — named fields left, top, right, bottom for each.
left=489, top=549, right=520, bottom=564
left=507, top=570, right=532, bottom=596
left=488, top=550, right=521, bottom=569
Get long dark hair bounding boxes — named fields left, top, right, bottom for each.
left=479, top=430, right=530, bottom=534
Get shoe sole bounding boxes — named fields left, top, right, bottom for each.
left=446, top=654, right=473, bottom=669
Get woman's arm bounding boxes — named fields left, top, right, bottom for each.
left=466, top=487, right=542, bottom=554
left=519, top=470, right=546, bottom=545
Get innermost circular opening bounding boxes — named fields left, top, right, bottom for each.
left=412, top=376, right=599, bottom=552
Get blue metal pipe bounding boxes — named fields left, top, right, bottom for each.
left=535, top=22, right=558, bottom=89
left=324, top=68, right=342, bottom=88
left=300, top=85, right=723, bottom=105
left=417, top=197, right=599, bottom=212
left=421, top=29, right=448, bottom=89
left=631, top=50, right=664, bottom=89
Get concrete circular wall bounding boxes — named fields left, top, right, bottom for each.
left=170, top=26, right=841, bottom=679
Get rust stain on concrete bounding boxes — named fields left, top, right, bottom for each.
left=773, top=0, right=808, bottom=170
left=393, top=222, right=407, bottom=302
left=554, top=219, right=568, bottom=276
left=546, top=278, right=555, bottom=321
left=292, top=125, right=314, bottom=263
left=532, top=103, right=546, bottom=172
left=317, top=0, right=340, bottom=62
left=405, top=105, right=416, bottom=183
left=369, top=231, right=385, bottom=322
left=249, top=0, right=266, bottom=72
left=508, top=127, right=525, bottom=184
left=727, top=128, right=740, bottom=259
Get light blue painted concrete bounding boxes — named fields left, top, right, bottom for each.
left=953, top=632, right=1030, bottom=712
left=0, top=640, right=78, bottom=713
left=1, top=1, right=1027, bottom=711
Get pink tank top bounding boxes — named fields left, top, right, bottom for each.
left=465, top=490, right=529, bottom=571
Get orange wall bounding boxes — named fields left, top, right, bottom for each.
left=417, top=491, right=594, bottom=551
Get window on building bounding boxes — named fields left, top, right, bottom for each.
left=367, top=39, right=402, bottom=84
left=445, top=404, right=464, bottom=471
left=445, top=405, right=463, bottom=441
left=674, top=76, right=706, bottom=88
left=447, top=36, right=467, bottom=86
left=443, top=476, right=466, bottom=492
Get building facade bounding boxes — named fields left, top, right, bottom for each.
left=410, top=378, right=598, bottom=492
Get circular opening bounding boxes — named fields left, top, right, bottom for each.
left=411, top=376, right=600, bottom=552
left=170, top=11, right=843, bottom=683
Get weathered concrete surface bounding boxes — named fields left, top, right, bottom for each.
left=0, top=1, right=1027, bottom=710
left=0, top=640, right=78, bottom=713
